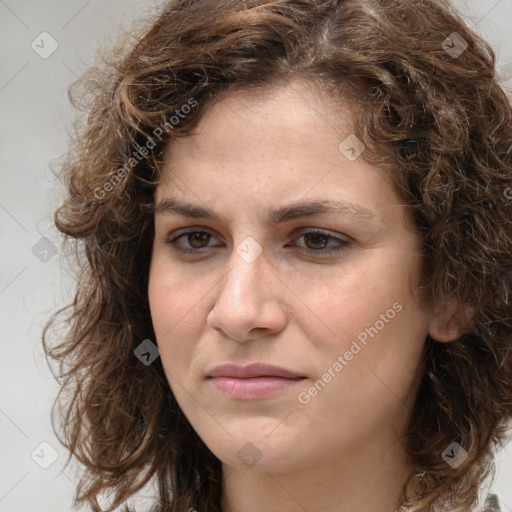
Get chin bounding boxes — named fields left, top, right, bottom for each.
left=197, top=419, right=307, bottom=473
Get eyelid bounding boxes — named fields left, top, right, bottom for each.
left=167, top=226, right=221, bottom=242
left=287, top=228, right=351, bottom=255
left=164, top=226, right=351, bottom=257
left=165, top=227, right=347, bottom=242
left=165, top=225, right=349, bottom=241
left=166, top=227, right=223, bottom=250
left=290, top=226, right=350, bottom=241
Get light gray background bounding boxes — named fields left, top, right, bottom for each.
left=1, top=1, right=511, bottom=511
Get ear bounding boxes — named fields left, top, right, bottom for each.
left=428, top=300, right=474, bottom=342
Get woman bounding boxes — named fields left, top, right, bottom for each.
left=44, top=0, right=512, bottom=510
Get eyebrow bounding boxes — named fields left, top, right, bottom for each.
left=154, top=197, right=375, bottom=225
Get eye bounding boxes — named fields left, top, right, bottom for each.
left=288, top=229, right=350, bottom=255
left=166, top=230, right=222, bottom=254
left=164, top=227, right=350, bottom=257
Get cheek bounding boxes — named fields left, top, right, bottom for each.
left=294, top=302, right=427, bottom=452
left=148, top=251, right=213, bottom=336
left=299, top=248, right=428, bottom=407
left=148, top=258, right=203, bottom=372
left=303, top=248, right=423, bottom=344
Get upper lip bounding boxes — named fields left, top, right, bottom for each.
left=207, top=363, right=304, bottom=379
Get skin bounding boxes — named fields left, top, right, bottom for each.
left=148, top=80, right=459, bottom=512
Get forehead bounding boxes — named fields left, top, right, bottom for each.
left=154, top=80, right=402, bottom=220
left=161, top=80, right=356, bottom=163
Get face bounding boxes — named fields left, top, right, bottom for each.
left=148, top=81, right=433, bottom=474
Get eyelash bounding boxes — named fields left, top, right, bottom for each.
left=165, top=228, right=350, bottom=257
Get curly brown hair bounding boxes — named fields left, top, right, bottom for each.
left=43, top=0, right=512, bottom=511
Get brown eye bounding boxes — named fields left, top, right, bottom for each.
left=187, top=232, right=211, bottom=248
left=289, top=229, right=350, bottom=256
left=166, top=230, right=221, bottom=254
left=303, top=232, right=330, bottom=250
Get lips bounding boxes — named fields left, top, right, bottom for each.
left=207, top=362, right=304, bottom=379
left=207, top=363, right=306, bottom=400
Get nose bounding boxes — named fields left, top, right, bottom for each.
left=206, top=244, right=288, bottom=343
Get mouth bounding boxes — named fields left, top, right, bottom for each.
left=207, top=362, right=306, bottom=400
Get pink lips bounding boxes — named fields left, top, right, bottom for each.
left=207, top=363, right=306, bottom=400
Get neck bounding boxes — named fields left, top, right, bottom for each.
left=220, top=435, right=413, bottom=512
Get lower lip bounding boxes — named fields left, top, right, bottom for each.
left=208, top=376, right=305, bottom=400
